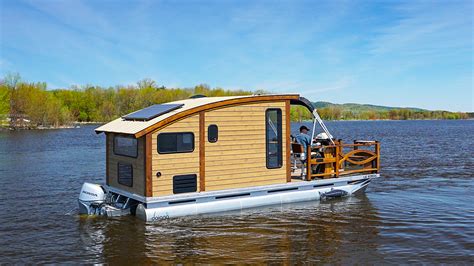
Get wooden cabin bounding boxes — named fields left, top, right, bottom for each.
left=77, top=94, right=381, bottom=220
left=96, top=95, right=294, bottom=198
left=95, top=94, right=380, bottom=200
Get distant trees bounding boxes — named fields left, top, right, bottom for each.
left=316, top=106, right=469, bottom=120
left=0, top=79, right=10, bottom=115
left=0, top=74, right=73, bottom=128
left=0, top=74, right=469, bottom=129
left=0, top=74, right=256, bottom=128
left=2, top=73, right=21, bottom=128
left=317, top=106, right=342, bottom=120
left=291, top=104, right=468, bottom=121
left=290, top=105, right=312, bottom=122
left=50, top=84, right=252, bottom=123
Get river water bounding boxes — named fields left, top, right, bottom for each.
left=0, top=120, right=473, bottom=263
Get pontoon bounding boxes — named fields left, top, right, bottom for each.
left=78, top=94, right=380, bottom=221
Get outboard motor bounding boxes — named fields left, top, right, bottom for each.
left=78, top=182, right=106, bottom=215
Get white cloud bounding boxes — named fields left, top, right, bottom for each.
left=368, top=2, right=471, bottom=57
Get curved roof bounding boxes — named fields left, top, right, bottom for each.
left=96, top=94, right=310, bottom=138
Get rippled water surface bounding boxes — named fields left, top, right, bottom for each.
left=0, top=120, right=473, bottom=263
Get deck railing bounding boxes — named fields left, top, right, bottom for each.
left=305, top=140, right=380, bottom=180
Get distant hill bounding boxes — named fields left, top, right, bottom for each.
left=312, top=101, right=426, bottom=113
left=298, top=101, right=470, bottom=120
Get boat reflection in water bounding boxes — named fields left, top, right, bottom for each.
left=78, top=194, right=381, bottom=264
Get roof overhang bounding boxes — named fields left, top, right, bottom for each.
left=96, top=94, right=314, bottom=138
left=291, top=96, right=315, bottom=113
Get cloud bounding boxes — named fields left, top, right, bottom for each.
left=1, top=0, right=471, bottom=110
left=253, top=80, right=308, bottom=93
left=368, top=2, right=471, bottom=58
left=310, top=76, right=353, bottom=93
left=249, top=75, right=353, bottom=99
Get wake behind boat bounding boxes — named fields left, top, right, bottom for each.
left=78, top=94, right=380, bottom=221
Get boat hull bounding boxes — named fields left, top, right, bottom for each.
left=133, top=174, right=378, bottom=222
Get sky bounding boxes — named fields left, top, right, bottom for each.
left=0, top=0, right=472, bottom=111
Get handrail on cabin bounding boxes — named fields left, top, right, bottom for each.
left=306, top=140, right=380, bottom=180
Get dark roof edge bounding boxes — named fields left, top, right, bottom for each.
left=291, top=97, right=315, bottom=113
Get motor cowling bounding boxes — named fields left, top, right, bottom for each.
left=78, top=182, right=106, bottom=214
left=79, top=182, right=106, bottom=203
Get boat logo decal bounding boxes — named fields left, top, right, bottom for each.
left=82, top=190, right=98, bottom=197
left=151, top=211, right=170, bottom=221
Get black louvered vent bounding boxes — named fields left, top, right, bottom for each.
left=118, top=163, right=133, bottom=187
left=173, top=174, right=197, bottom=194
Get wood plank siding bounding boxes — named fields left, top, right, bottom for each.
left=133, top=95, right=299, bottom=138
left=99, top=95, right=310, bottom=198
left=147, top=101, right=289, bottom=197
left=151, top=114, right=200, bottom=196
left=204, top=102, right=288, bottom=191
left=106, top=133, right=146, bottom=195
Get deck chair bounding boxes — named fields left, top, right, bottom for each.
left=291, top=143, right=306, bottom=178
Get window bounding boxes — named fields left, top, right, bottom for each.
left=173, top=174, right=197, bottom=194
left=157, top=132, right=194, bottom=154
left=266, top=109, right=282, bottom=169
left=208, top=124, right=218, bottom=143
left=118, top=163, right=133, bottom=187
left=114, top=135, right=138, bottom=158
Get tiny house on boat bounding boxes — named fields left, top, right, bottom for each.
left=78, top=94, right=381, bottom=221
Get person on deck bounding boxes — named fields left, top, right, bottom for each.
left=296, top=125, right=324, bottom=176
left=296, top=125, right=312, bottom=154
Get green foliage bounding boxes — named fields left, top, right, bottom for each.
left=0, top=83, right=10, bottom=115
left=316, top=106, right=469, bottom=120
left=1, top=75, right=256, bottom=127
left=0, top=74, right=469, bottom=128
left=288, top=101, right=467, bottom=121
left=290, top=105, right=312, bottom=121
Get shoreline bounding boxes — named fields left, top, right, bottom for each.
left=0, top=121, right=104, bottom=131
left=294, top=118, right=473, bottom=122
left=1, top=119, right=471, bottom=131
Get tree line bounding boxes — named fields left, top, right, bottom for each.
left=316, top=106, right=469, bottom=121
left=0, top=74, right=469, bottom=129
left=288, top=104, right=469, bottom=122
left=0, top=74, right=255, bottom=128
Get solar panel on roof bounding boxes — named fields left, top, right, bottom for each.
left=122, top=103, right=184, bottom=121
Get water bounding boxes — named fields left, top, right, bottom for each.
left=0, top=120, right=473, bottom=263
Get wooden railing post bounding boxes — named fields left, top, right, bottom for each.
left=375, top=141, right=381, bottom=173
left=335, top=140, right=341, bottom=177
left=306, top=145, right=312, bottom=181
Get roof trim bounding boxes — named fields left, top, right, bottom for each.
left=94, top=94, right=316, bottom=138
left=134, top=94, right=299, bottom=138
left=291, top=97, right=315, bottom=113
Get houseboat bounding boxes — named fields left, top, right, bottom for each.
left=78, top=94, right=380, bottom=221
